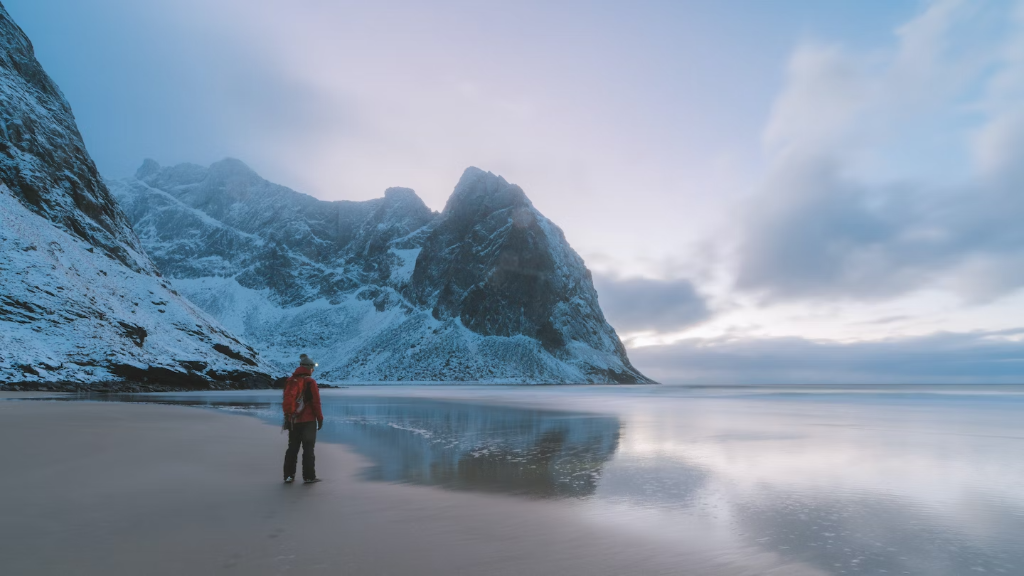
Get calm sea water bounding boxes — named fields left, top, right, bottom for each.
left=99, top=385, right=1024, bottom=575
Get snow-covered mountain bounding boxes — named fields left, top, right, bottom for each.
left=110, top=160, right=652, bottom=383
left=0, top=5, right=273, bottom=390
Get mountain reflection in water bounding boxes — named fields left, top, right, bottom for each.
left=323, top=398, right=620, bottom=497
left=73, top=385, right=1024, bottom=575
left=108, top=394, right=621, bottom=498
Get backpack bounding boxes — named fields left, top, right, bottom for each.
left=282, top=375, right=313, bottom=429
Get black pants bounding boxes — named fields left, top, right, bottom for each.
left=284, top=421, right=317, bottom=480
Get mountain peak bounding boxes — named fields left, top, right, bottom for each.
left=135, top=158, right=161, bottom=179
left=384, top=186, right=421, bottom=203
left=454, top=166, right=509, bottom=191
left=0, top=6, right=64, bottom=103
left=444, top=167, right=530, bottom=219
left=115, top=161, right=651, bottom=383
left=208, top=157, right=257, bottom=180
left=379, top=186, right=433, bottom=221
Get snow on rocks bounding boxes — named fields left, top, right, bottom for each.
left=0, top=6, right=273, bottom=390
left=110, top=160, right=653, bottom=384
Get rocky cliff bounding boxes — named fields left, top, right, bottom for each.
left=0, top=4, right=273, bottom=390
left=110, top=161, right=652, bottom=383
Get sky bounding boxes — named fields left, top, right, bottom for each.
left=5, top=0, right=1024, bottom=383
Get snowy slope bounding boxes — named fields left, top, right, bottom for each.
left=110, top=161, right=653, bottom=384
left=0, top=5, right=273, bottom=389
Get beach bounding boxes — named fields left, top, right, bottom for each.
left=0, top=397, right=797, bottom=576
left=2, top=386, right=1021, bottom=576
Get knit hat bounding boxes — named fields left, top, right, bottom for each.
left=299, top=354, right=318, bottom=368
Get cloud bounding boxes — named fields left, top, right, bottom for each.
left=735, top=0, right=1024, bottom=303
left=973, top=2, right=1024, bottom=179
left=629, top=329, right=1024, bottom=385
left=593, top=274, right=711, bottom=333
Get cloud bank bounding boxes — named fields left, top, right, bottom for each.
left=736, top=0, right=1024, bottom=303
left=631, top=329, right=1024, bottom=385
left=626, top=1, right=1024, bottom=384
left=592, top=274, right=711, bottom=333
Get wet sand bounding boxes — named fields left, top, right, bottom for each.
left=0, top=400, right=807, bottom=576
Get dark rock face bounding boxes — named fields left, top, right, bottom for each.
left=0, top=5, right=145, bottom=272
left=413, top=169, right=625, bottom=359
left=111, top=161, right=653, bottom=384
left=0, top=5, right=273, bottom=389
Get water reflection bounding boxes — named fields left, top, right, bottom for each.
left=588, top=390, right=1024, bottom=576
left=735, top=489, right=1022, bottom=575
left=104, top=393, right=622, bottom=499
left=324, top=398, right=621, bottom=497
left=75, top=386, right=1024, bottom=575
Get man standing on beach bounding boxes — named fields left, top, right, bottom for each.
left=283, top=354, right=324, bottom=484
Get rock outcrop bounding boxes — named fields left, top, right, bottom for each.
left=110, top=160, right=653, bottom=383
left=0, top=4, right=273, bottom=390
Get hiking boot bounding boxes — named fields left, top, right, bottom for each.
left=284, top=476, right=295, bottom=484
left=303, top=478, right=321, bottom=484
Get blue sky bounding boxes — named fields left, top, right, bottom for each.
left=6, top=0, right=1023, bottom=383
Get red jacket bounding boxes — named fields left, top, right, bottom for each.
left=284, top=366, right=323, bottom=424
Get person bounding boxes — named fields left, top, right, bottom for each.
left=282, top=354, right=324, bottom=484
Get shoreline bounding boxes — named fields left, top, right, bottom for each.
left=0, top=399, right=806, bottom=575
left=0, top=380, right=278, bottom=393
left=0, top=380, right=650, bottom=393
